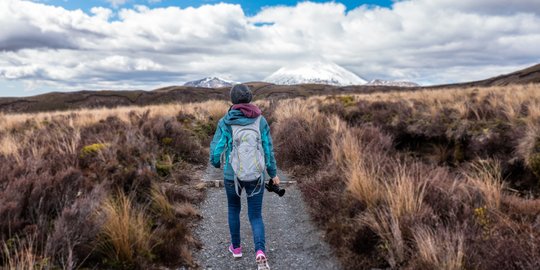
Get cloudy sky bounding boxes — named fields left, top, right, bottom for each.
left=1, top=0, right=539, bottom=96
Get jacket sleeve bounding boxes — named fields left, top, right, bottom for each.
left=260, top=116, right=278, bottom=178
left=209, top=119, right=227, bottom=168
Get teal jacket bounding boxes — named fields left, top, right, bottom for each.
left=209, top=109, right=277, bottom=181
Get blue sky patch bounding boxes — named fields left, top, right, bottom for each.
left=35, top=0, right=394, bottom=15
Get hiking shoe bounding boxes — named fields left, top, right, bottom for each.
left=229, top=244, right=242, bottom=258
left=256, top=250, right=270, bottom=270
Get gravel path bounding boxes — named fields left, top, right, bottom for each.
left=194, top=166, right=341, bottom=270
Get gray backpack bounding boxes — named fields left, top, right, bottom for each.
left=229, top=116, right=266, bottom=197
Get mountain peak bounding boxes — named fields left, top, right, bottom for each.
left=184, top=77, right=235, bottom=88
left=367, top=79, right=419, bottom=87
left=264, top=61, right=367, bottom=86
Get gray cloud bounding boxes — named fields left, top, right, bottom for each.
left=0, top=31, right=77, bottom=51
left=1, top=0, right=540, bottom=95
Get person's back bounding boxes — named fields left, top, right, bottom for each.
left=209, top=84, right=280, bottom=270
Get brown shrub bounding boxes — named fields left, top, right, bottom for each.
left=151, top=221, right=197, bottom=267
left=273, top=115, right=331, bottom=169
left=45, top=184, right=107, bottom=268
left=464, top=220, right=540, bottom=270
left=141, top=116, right=207, bottom=164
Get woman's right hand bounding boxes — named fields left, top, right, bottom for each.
left=272, top=176, right=281, bottom=185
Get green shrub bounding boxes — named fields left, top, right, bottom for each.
left=529, top=153, right=540, bottom=179
left=527, top=138, right=540, bottom=181
left=453, top=142, right=465, bottom=163
left=156, top=155, right=173, bottom=177
left=80, top=143, right=108, bottom=157
left=339, top=95, right=355, bottom=107
left=161, top=137, right=173, bottom=146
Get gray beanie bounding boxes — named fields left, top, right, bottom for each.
left=230, top=84, right=252, bottom=104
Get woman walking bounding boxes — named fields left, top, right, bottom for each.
left=209, top=84, right=280, bottom=270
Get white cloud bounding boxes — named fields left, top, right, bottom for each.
left=1, top=0, right=540, bottom=95
left=90, top=7, right=113, bottom=21
left=106, top=0, right=129, bottom=8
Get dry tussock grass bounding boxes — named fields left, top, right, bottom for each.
left=359, top=208, right=405, bottom=268
left=347, top=159, right=383, bottom=208
left=2, top=235, right=45, bottom=270
left=272, top=98, right=321, bottom=124
left=150, top=185, right=175, bottom=221
left=0, top=133, right=22, bottom=164
left=464, top=159, right=505, bottom=210
left=413, top=226, right=464, bottom=270
left=331, top=124, right=385, bottom=207
left=98, top=192, right=153, bottom=267
left=383, top=163, right=427, bottom=218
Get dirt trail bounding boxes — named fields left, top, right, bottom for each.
left=194, top=166, right=341, bottom=269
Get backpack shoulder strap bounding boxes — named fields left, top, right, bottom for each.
left=253, top=116, right=262, bottom=134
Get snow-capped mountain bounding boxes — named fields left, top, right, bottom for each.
left=264, top=61, right=367, bottom=86
left=184, top=77, right=235, bottom=88
left=366, top=79, right=419, bottom=87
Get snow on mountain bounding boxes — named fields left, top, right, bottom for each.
left=264, top=61, right=367, bottom=86
left=366, top=79, right=419, bottom=87
left=184, top=77, right=235, bottom=88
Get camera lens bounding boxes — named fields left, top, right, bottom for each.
left=265, top=181, right=285, bottom=197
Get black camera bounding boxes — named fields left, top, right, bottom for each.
left=265, top=179, right=285, bottom=197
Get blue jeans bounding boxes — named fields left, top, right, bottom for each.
left=224, top=179, right=266, bottom=252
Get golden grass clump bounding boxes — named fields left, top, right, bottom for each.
left=413, top=226, right=464, bottom=270
left=516, top=123, right=540, bottom=179
left=464, top=159, right=505, bottom=210
left=347, top=160, right=383, bottom=208
left=272, top=98, right=320, bottom=124
left=2, top=235, right=47, bottom=270
left=332, top=126, right=384, bottom=207
left=98, top=192, right=153, bottom=266
left=383, top=163, right=427, bottom=218
left=149, top=185, right=174, bottom=220
left=329, top=117, right=400, bottom=209
left=0, top=133, right=22, bottom=163
left=359, top=208, right=405, bottom=268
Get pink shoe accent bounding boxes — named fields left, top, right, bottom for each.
left=256, top=250, right=270, bottom=270
left=229, top=244, right=242, bottom=258
left=256, top=250, right=266, bottom=259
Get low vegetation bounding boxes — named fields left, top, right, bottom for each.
left=272, top=84, right=540, bottom=269
left=3, top=84, right=540, bottom=269
left=0, top=101, right=229, bottom=269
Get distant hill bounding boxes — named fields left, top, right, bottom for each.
left=367, top=79, right=419, bottom=87
left=0, top=84, right=415, bottom=113
left=1, top=63, right=539, bottom=113
left=184, top=77, right=235, bottom=88
left=0, top=87, right=228, bottom=113
left=435, top=63, right=540, bottom=88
